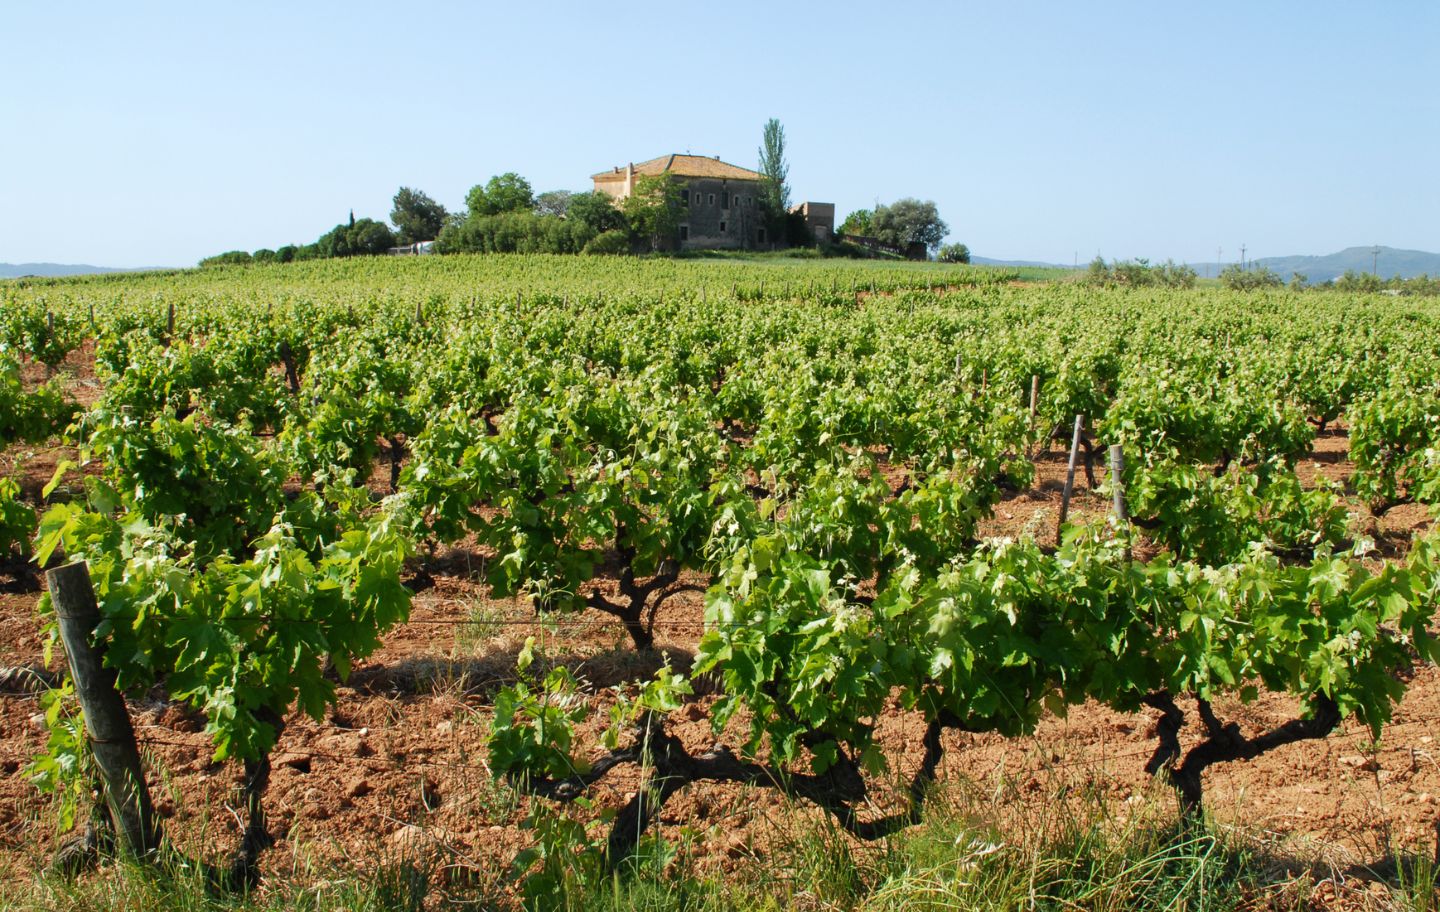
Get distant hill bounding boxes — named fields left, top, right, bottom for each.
left=0, top=262, right=165, bottom=279
left=1185, top=246, right=1440, bottom=284
left=972, top=256, right=1076, bottom=270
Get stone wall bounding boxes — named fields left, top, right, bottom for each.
left=678, top=178, right=765, bottom=250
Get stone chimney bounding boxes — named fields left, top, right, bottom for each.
left=625, top=162, right=635, bottom=197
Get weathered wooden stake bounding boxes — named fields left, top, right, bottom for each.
left=1108, top=445, right=1127, bottom=522
left=953, top=353, right=963, bottom=378
left=415, top=299, right=424, bottom=324
left=1110, top=444, right=1130, bottom=560
left=49, top=562, right=161, bottom=859
left=1026, top=375, right=1042, bottom=459
left=1057, top=414, right=1084, bottom=535
left=166, top=302, right=175, bottom=337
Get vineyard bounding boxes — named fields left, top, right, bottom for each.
left=1, top=254, right=1439, bottom=909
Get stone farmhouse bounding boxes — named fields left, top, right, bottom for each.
left=593, top=153, right=833, bottom=251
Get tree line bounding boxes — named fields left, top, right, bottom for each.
left=201, top=120, right=960, bottom=266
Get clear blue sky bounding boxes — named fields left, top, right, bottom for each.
left=3, top=1, right=1437, bottom=267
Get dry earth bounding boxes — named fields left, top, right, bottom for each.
left=0, top=351, right=1436, bottom=909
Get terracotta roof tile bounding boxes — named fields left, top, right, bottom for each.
left=592, top=154, right=766, bottom=182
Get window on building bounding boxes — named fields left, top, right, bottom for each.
left=722, top=191, right=730, bottom=209
left=708, top=193, right=715, bottom=206
left=719, top=221, right=727, bottom=233
left=679, top=225, right=689, bottom=241
left=681, top=189, right=689, bottom=206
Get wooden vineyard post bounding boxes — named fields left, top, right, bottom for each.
left=1027, top=375, right=1041, bottom=458
left=1109, top=444, right=1131, bottom=560
left=415, top=299, right=424, bottom=324
left=48, top=562, right=162, bottom=860
left=953, top=353, right=963, bottom=379
left=44, top=312, right=57, bottom=380
left=1108, top=445, right=1127, bottom=522
left=166, top=302, right=175, bottom=338
left=1057, top=414, right=1084, bottom=537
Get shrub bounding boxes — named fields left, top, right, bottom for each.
left=199, top=250, right=253, bottom=268
left=938, top=243, right=971, bottom=264
left=438, top=212, right=597, bottom=255
left=582, top=230, right=630, bottom=256
left=1220, top=264, right=1283, bottom=290
left=1086, top=257, right=1196, bottom=288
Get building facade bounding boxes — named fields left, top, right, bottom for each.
left=791, top=201, right=836, bottom=243
left=592, top=154, right=772, bottom=250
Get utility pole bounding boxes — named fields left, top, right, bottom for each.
left=1372, top=245, right=1380, bottom=276
left=1214, top=247, right=1222, bottom=278
left=1240, top=243, right=1247, bottom=270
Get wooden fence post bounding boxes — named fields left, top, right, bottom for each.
left=1058, top=414, right=1084, bottom=536
left=48, top=562, right=162, bottom=859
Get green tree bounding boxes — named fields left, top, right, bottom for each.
left=1335, top=269, right=1383, bottom=293
left=621, top=174, right=684, bottom=252
left=199, top=250, right=253, bottom=268
left=566, top=191, right=625, bottom=234
left=1220, top=263, right=1283, bottom=290
left=466, top=173, right=535, bottom=217
left=872, top=198, right=948, bottom=254
left=534, top=190, right=573, bottom=218
left=316, top=218, right=395, bottom=258
left=390, top=187, right=448, bottom=244
left=757, top=118, right=791, bottom=217
left=938, top=243, right=971, bottom=264
left=838, top=209, right=873, bottom=237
